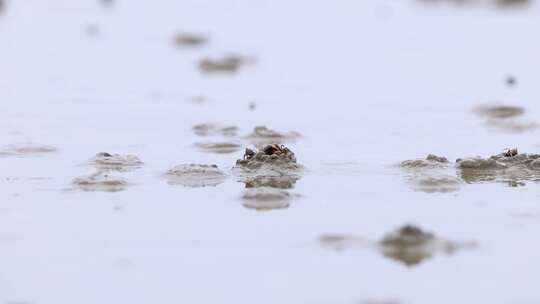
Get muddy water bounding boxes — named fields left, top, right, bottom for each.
left=1, top=1, right=540, bottom=303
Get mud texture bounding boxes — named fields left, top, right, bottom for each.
left=90, top=152, right=143, bottom=172
left=192, top=123, right=239, bottom=137
left=241, top=187, right=294, bottom=211
left=195, top=142, right=242, bottom=154
left=399, top=154, right=460, bottom=193
left=473, top=104, right=536, bottom=133
left=320, top=225, right=476, bottom=267
left=400, top=154, right=449, bottom=169
left=457, top=150, right=540, bottom=184
left=71, top=172, right=128, bottom=192
left=410, top=175, right=462, bottom=193
left=245, top=126, right=302, bottom=146
left=198, top=55, right=251, bottom=74
left=234, top=144, right=303, bottom=176
left=165, top=164, right=227, bottom=187
left=0, top=144, right=58, bottom=157
left=378, top=225, right=476, bottom=266
left=474, top=104, right=524, bottom=119
left=243, top=175, right=299, bottom=189
left=173, top=33, right=207, bottom=47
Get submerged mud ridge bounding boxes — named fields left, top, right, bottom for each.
left=90, top=152, right=143, bottom=172
left=410, top=175, right=462, bottom=193
left=399, top=155, right=461, bottom=193
left=473, top=104, right=536, bottom=133
left=173, top=33, right=207, bottom=47
left=241, top=187, right=297, bottom=211
left=198, top=55, right=252, bottom=74
left=192, top=123, right=239, bottom=137
left=71, top=172, right=128, bottom=192
left=400, top=154, right=449, bottom=169
left=243, top=175, right=299, bottom=189
left=165, top=164, right=227, bottom=187
left=0, top=144, right=58, bottom=157
left=457, top=149, right=540, bottom=183
left=401, top=149, right=540, bottom=187
left=234, top=144, right=304, bottom=176
left=245, top=126, right=302, bottom=146
left=195, top=142, right=242, bottom=154
left=320, top=225, right=476, bottom=267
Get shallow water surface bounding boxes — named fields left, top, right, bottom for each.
left=1, top=1, right=540, bottom=303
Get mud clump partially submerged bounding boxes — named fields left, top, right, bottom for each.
left=320, top=225, right=476, bottom=267
left=192, top=123, right=239, bottom=137
left=235, top=144, right=303, bottom=210
left=195, top=142, right=242, bottom=154
left=400, top=154, right=449, bottom=169
left=0, top=144, right=58, bottom=157
left=241, top=187, right=295, bottom=211
left=198, top=55, right=253, bottom=74
left=90, top=152, right=143, bottom=172
left=378, top=225, right=474, bottom=266
left=399, top=154, right=460, bottom=193
left=245, top=126, right=302, bottom=146
left=474, top=104, right=524, bottom=119
left=71, top=172, right=128, bottom=192
left=243, top=175, right=299, bottom=189
left=473, top=104, right=536, bottom=133
left=457, top=149, right=540, bottom=183
left=173, top=33, right=207, bottom=47
left=165, top=164, right=227, bottom=187
left=234, top=144, right=303, bottom=175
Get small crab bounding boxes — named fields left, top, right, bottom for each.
left=262, top=144, right=288, bottom=155
left=503, top=148, right=518, bottom=157
left=243, top=148, right=255, bottom=160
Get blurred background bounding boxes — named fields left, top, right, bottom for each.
left=1, top=1, right=539, bottom=304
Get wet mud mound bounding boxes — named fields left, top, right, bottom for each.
left=71, top=172, right=128, bottom=192
left=457, top=149, right=540, bottom=184
left=320, top=225, right=476, bottom=267
left=0, top=144, right=58, bottom=157
left=165, top=164, right=227, bottom=187
left=195, top=142, right=242, bottom=154
left=399, top=154, right=460, bottom=193
left=198, top=55, right=253, bottom=74
left=241, top=187, right=296, bottom=211
left=243, top=175, right=299, bottom=189
left=235, top=145, right=303, bottom=210
left=192, top=123, right=239, bottom=137
left=245, top=126, right=302, bottom=146
left=90, top=152, right=143, bottom=172
left=173, top=33, right=207, bottom=47
left=473, top=104, right=536, bottom=133
left=400, top=154, right=449, bottom=169
left=234, top=144, right=304, bottom=176
left=378, top=225, right=476, bottom=266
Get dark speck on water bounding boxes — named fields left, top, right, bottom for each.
left=506, top=76, right=517, bottom=87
